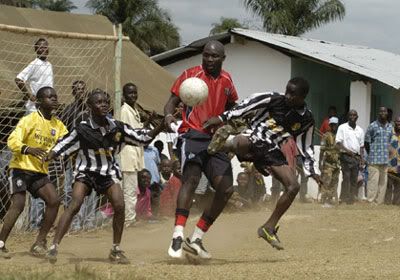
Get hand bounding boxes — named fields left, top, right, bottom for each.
left=164, top=114, right=177, bottom=132
left=42, top=151, right=56, bottom=162
left=203, top=116, right=223, bottom=130
left=26, top=147, right=47, bottom=160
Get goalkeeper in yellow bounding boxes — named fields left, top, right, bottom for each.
left=0, top=86, right=67, bottom=259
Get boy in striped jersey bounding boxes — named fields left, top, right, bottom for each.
left=44, top=89, right=163, bottom=264
left=205, top=77, right=322, bottom=250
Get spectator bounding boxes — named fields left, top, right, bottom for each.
left=15, top=38, right=53, bottom=115
left=166, top=102, right=183, bottom=160
left=159, top=158, right=173, bottom=189
left=241, top=163, right=266, bottom=206
left=319, top=106, right=337, bottom=135
left=336, top=110, right=365, bottom=204
left=386, top=115, right=400, bottom=205
left=364, top=107, right=392, bottom=204
left=234, top=172, right=252, bottom=201
left=119, top=83, right=145, bottom=227
left=144, top=145, right=161, bottom=185
left=160, top=161, right=182, bottom=216
left=296, top=157, right=311, bottom=203
left=319, top=117, right=340, bottom=207
left=136, top=169, right=153, bottom=220
left=154, top=140, right=169, bottom=161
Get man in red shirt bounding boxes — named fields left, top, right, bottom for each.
left=164, top=40, right=238, bottom=259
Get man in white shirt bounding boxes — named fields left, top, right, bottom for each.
left=335, top=110, right=365, bottom=204
left=119, top=83, right=145, bottom=227
left=15, top=38, right=54, bottom=114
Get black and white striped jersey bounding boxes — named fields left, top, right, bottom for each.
left=52, top=117, right=153, bottom=179
left=220, top=92, right=317, bottom=176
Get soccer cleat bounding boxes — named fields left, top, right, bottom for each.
left=184, top=238, right=212, bottom=259
left=30, top=240, right=47, bottom=257
left=207, top=125, right=234, bottom=155
left=0, top=247, right=11, bottom=259
left=258, top=225, right=284, bottom=250
left=109, top=248, right=130, bottom=264
left=46, top=246, right=58, bottom=264
left=168, top=236, right=183, bottom=258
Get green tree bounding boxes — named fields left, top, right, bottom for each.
left=0, top=0, right=76, bottom=11
left=210, top=17, right=245, bottom=35
left=86, top=0, right=181, bottom=56
left=243, top=0, right=345, bottom=36
left=0, top=0, right=34, bottom=7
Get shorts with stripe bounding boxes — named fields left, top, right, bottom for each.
left=8, top=168, right=51, bottom=198
left=74, top=171, right=120, bottom=195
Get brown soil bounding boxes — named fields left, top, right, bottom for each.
left=0, top=203, right=399, bottom=279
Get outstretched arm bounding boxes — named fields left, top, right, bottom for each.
left=45, top=129, right=80, bottom=162
left=164, top=94, right=181, bottom=132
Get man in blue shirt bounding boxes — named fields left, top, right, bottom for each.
left=364, top=107, right=392, bottom=204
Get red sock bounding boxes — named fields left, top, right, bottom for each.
left=175, top=208, right=189, bottom=227
left=196, top=216, right=212, bottom=232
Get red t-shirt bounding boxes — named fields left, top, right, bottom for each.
left=171, top=65, right=238, bottom=134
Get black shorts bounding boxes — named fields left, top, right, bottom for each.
left=237, top=137, right=287, bottom=176
left=8, top=169, right=51, bottom=198
left=180, top=130, right=232, bottom=181
left=75, top=171, right=120, bottom=195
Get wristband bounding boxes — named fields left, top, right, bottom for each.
left=21, top=145, right=29, bottom=154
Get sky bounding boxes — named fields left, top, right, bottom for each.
left=73, top=0, right=399, bottom=54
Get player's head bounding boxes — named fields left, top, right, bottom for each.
left=202, top=40, right=225, bottom=76
left=122, top=82, right=138, bottom=107
left=172, top=160, right=181, bottom=178
left=138, top=169, right=151, bottom=187
left=378, top=106, right=388, bottom=122
left=285, top=77, right=310, bottom=108
left=347, top=109, right=358, bottom=124
left=34, top=38, right=49, bottom=60
left=72, top=80, right=86, bottom=100
left=36, top=86, right=58, bottom=112
left=87, top=88, right=109, bottom=117
left=237, top=172, right=249, bottom=188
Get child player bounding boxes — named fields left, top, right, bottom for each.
left=0, top=87, right=67, bottom=258
left=205, top=77, right=322, bottom=250
left=45, top=89, right=163, bottom=264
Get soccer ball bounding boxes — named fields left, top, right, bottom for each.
left=179, top=77, right=209, bottom=107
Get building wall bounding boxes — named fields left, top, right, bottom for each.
left=164, top=39, right=291, bottom=100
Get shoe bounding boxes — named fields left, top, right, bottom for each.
left=168, top=236, right=183, bottom=258
left=46, top=246, right=58, bottom=264
left=30, top=240, right=47, bottom=257
left=207, top=125, right=234, bottom=155
left=109, top=248, right=130, bottom=264
left=258, top=225, right=284, bottom=250
left=0, top=247, right=11, bottom=259
left=184, top=238, right=212, bottom=259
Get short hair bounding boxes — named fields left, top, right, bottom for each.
left=34, top=38, right=48, bottom=51
left=87, top=88, right=107, bottom=106
left=154, top=140, right=164, bottom=148
left=138, top=168, right=151, bottom=178
left=72, top=80, right=85, bottom=88
left=288, top=77, right=310, bottom=96
left=36, top=86, right=55, bottom=100
left=237, top=172, right=249, bottom=178
left=122, top=82, right=137, bottom=94
left=328, top=106, right=337, bottom=112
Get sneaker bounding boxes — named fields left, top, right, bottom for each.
left=184, top=238, right=212, bottom=259
left=109, top=248, right=130, bottom=264
left=46, top=246, right=58, bottom=264
left=30, top=240, right=47, bottom=257
left=0, top=247, right=11, bottom=259
left=207, top=125, right=234, bottom=155
left=168, top=236, right=183, bottom=258
left=257, top=225, right=284, bottom=250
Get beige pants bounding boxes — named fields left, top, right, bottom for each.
left=367, top=164, right=388, bottom=204
left=122, top=171, right=139, bottom=223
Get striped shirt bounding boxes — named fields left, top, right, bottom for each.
left=220, top=92, right=317, bottom=176
left=52, top=117, right=153, bottom=179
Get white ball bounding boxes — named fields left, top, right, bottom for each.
left=179, top=77, right=209, bottom=107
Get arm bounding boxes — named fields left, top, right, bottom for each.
left=364, top=124, right=372, bottom=154
left=15, top=62, right=35, bottom=101
left=121, top=121, right=164, bottom=147
left=46, top=129, right=80, bottom=161
left=164, top=94, right=181, bottom=131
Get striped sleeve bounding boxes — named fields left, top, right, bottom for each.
left=295, top=125, right=318, bottom=176
left=221, top=92, right=274, bottom=121
left=122, top=124, right=153, bottom=146
left=52, top=129, right=80, bottom=158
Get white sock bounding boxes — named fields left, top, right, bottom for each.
left=172, top=225, right=184, bottom=239
left=112, top=244, right=121, bottom=251
left=191, top=226, right=205, bottom=242
left=0, top=240, right=4, bottom=248
left=49, top=244, right=58, bottom=250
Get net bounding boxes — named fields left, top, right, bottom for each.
left=0, top=26, right=118, bottom=231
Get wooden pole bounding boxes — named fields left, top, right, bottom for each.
left=114, top=23, right=123, bottom=120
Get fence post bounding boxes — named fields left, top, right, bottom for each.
left=114, top=23, right=123, bottom=120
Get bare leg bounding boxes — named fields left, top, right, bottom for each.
left=35, top=183, right=60, bottom=243
left=0, top=192, right=26, bottom=243
left=176, top=163, right=202, bottom=209
left=105, top=184, right=125, bottom=245
left=52, top=182, right=88, bottom=245
left=203, top=174, right=233, bottom=221
left=263, top=165, right=300, bottom=229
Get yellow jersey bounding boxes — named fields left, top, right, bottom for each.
left=8, top=111, right=68, bottom=174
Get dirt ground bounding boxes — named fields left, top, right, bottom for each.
left=0, top=202, right=399, bottom=280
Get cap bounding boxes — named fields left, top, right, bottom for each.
left=329, top=116, right=339, bottom=124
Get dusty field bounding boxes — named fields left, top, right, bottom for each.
left=0, top=202, right=399, bottom=280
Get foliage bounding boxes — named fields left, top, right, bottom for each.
left=210, top=17, right=245, bottom=35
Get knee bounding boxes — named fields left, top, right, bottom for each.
left=287, top=181, right=300, bottom=197
left=183, top=175, right=201, bottom=190
left=68, top=198, right=84, bottom=215
left=12, top=196, right=25, bottom=213
left=47, top=196, right=60, bottom=209
left=113, top=200, right=125, bottom=214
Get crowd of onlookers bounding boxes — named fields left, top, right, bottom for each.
left=0, top=37, right=399, bottom=234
